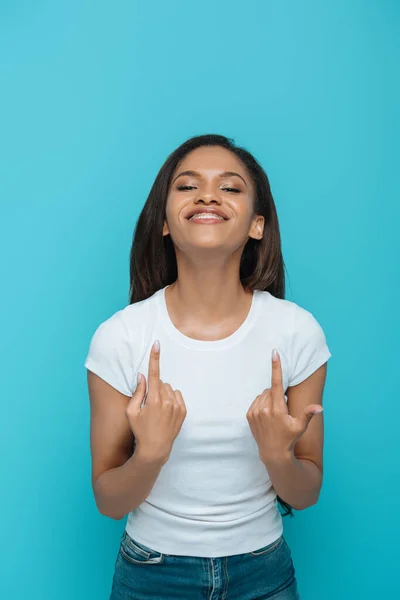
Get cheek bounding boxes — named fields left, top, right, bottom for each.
left=163, top=200, right=175, bottom=228
left=165, top=194, right=185, bottom=219
left=163, top=198, right=187, bottom=240
left=235, top=205, right=255, bottom=229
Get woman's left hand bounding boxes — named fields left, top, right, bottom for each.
left=246, top=349, right=323, bottom=464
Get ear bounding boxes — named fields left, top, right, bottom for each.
left=248, top=214, right=264, bottom=241
left=162, top=219, right=170, bottom=237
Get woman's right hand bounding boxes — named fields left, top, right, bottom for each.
left=125, top=340, right=187, bottom=465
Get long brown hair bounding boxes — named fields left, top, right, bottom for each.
left=129, top=133, right=293, bottom=518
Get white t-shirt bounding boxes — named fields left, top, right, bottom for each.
left=84, top=285, right=332, bottom=558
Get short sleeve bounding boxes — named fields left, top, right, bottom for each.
left=288, top=304, right=332, bottom=387
left=84, top=311, right=133, bottom=396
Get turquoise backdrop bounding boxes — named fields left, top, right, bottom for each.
left=1, top=1, right=399, bottom=598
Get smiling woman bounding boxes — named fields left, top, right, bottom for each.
left=85, top=133, right=331, bottom=599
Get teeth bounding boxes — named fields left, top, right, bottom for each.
left=189, top=213, right=224, bottom=220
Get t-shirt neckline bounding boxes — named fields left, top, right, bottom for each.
left=156, top=284, right=261, bottom=351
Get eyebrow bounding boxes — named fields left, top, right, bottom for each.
left=172, top=170, right=248, bottom=187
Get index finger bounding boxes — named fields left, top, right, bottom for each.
left=147, top=340, right=160, bottom=396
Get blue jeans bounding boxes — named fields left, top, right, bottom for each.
left=109, top=530, right=301, bottom=599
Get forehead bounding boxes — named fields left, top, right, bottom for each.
left=174, top=146, right=247, bottom=177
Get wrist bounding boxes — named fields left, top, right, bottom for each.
left=133, top=445, right=168, bottom=467
left=261, top=449, right=295, bottom=468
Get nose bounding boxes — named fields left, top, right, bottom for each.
left=195, top=188, right=221, bottom=205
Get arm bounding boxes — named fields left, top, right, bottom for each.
left=263, top=362, right=327, bottom=510
left=88, top=370, right=165, bottom=520
left=94, top=450, right=165, bottom=520
left=263, top=453, right=322, bottom=511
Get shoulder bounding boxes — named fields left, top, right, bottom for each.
left=290, top=300, right=327, bottom=341
left=255, top=290, right=331, bottom=387
left=86, top=291, right=158, bottom=356
left=84, top=292, right=159, bottom=396
left=258, top=290, right=323, bottom=330
left=104, top=289, right=159, bottom=333
left=256, top=290, right=329, bottom=350
left=256, top=289, right=296, bottom=326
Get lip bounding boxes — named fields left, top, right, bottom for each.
left=187, top=216, right=227, bottom=224
left=185, top=207, right=229, bottom=220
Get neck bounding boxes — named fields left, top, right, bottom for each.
left=167, top=264, right=251, bottom=326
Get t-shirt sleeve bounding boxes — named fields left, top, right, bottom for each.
left=84, top=311, right=133, bottom=397
left=288, top=303, right=332, bottom=387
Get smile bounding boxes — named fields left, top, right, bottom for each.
left=188, top=213, right=227, bottom=224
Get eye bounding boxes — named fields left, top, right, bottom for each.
left=222, top=187, right=241, bottom=193
left=176, top=185, right=241, bottom=193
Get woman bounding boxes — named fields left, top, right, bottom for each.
left=85, top=134, right=332, bottom=599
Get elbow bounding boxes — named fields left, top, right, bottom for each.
left=291, top=491, right=321, bottom=511
left=290, top=502, right=307, bottom=511
left=98, top=505, right=124, bottom=520
left=94, top=495, right=123, bottom=521
left=109, top=513, right=124, bottom=521
left=292, top=500, right=316, bottom=511
left=296, top=493, right=321, bottom=511
left=93, top=482, right=123, bottom=520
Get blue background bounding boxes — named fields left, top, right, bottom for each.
left=1, top=1, right=399, bottom=598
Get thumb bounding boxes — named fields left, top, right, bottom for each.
left=300, top=405, right=323, bottom=432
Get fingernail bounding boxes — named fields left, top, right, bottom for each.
left=313, top=408, right=324, bottom=414
left=137, top=372, right=142, bottom=384
left=272, top=348, right=278, bottom=362
left=153, top=340, right=160, bottom=352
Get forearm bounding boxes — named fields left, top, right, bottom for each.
left=93, top=450, right=165, bottom=520
left=263, top=452, right=322, bottom=510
